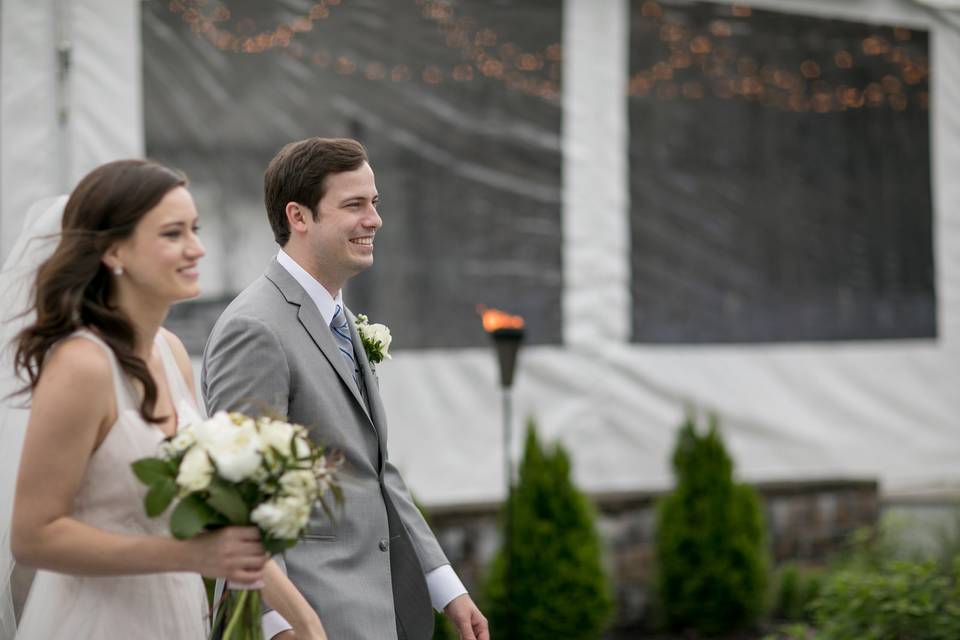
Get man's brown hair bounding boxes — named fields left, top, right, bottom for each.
left=264, top=137, right=368, bottom=246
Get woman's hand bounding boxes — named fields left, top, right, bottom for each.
left=182, top=526, right=267, bottom=583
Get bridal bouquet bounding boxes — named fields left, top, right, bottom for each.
left=131, top=411, right=342, bottom=640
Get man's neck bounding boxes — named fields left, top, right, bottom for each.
left=280, top=244, right=342, bottom=298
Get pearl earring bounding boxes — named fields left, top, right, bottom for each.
left=113, top=265, right=124, bottom=276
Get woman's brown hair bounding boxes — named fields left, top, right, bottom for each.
left=14, top=159, right=187, bottom=423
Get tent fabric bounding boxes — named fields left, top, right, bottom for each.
left=1, top=0, right=957, bottom=507
left=381, top=0, right=960, bottom=505
left=0, top=0, right=142, bottom=258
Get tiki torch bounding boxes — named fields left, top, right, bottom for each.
left=480, top=306, right=524, bottom=634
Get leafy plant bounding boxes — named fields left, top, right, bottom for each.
left=808, top=558, right=960, bottom=640
left=772, top=563, right=823, bottom=623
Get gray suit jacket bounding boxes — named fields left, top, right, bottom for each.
left=202, top=259, right=447, bottom=640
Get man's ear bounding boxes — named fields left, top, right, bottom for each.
left=285, top=202, right=311, bottom=235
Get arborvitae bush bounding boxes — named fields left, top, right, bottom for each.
left=484, top=420, right=614, bottom=639
left=655, top=413, right=769, bottom=635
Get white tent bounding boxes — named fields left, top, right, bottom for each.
left=2, top=0, right=958, bottom=506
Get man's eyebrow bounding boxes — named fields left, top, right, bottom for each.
left=339, top=195, right=377, bottom=205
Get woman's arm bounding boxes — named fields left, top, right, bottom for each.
left=10, top=337, right=265, bottom=582
left=261, top=559, right=327, bottom=640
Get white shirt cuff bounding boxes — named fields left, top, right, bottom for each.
left=426, top=564, right=468, bottom=612
left=262, top=610, right=293, bottom=639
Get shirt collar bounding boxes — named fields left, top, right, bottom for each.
left=276, top=248, right=342, bottom=326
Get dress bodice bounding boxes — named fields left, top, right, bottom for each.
left=14, top=329, right=209, bottom=639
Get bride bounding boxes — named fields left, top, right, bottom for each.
left=0, top=160, right=326, bottom=639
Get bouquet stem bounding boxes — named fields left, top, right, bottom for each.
left=212, top=584, right=263, bottom=640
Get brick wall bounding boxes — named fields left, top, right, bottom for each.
left=425, top=478, right=878, bottom=634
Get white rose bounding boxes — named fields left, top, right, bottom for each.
left=279, top=469, right=319, bottom=502
left=158, top=441, right=177, bottom=460
left=170, top=428, right=197, bottom=453
left=176, top=446, right=213, bottom=493
left=259, top=420, right=295, bottom=457
left=193, top=411, right=234, bottom=448
left=251, top=495, right=311, bottom=540
left=364, top=323, right=392, bottom=359
left=206, top=418, right=263, bottom=482
left=293, top=434, right=313, bottom=460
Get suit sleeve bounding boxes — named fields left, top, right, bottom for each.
left=382, top=460, right=450, bottom=573
left=203, top=314, right=293, bottom=626
left=202, top=314, right=291, bottom=419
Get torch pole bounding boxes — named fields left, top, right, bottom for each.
left=502, top=386, right=513, bottom=490
left=502, top=384, right=514, bottom=637
left=483, top=319, right=523, bottom=637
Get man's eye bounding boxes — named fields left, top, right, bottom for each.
left=192, top=225, right=201, bottom=233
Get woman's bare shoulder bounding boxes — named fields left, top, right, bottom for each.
left=43, top=334, right=113, bottom=381
left=158, top=327, right=195, bottom=385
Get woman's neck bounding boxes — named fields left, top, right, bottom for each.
left=112, top=290, right=169, bottom=360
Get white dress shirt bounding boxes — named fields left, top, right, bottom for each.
left=263, top=250, right=466, bottom=638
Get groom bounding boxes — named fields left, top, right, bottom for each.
left=202, top=138, right=489, bottom=640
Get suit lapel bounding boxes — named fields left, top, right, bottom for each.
left=347, top=309, right=388, bottom=452
left=265, top=260, right=372, bottom=424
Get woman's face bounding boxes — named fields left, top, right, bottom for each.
left=112, top=186, right=205, bottom=304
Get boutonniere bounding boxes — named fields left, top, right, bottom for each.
left=355, top=314, right=392, bottom=365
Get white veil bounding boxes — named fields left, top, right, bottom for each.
left=0, top=196, right=67, bottom=639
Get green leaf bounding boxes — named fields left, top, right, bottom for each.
left=144, top=478, right=177, bottom=517
left=207, top=478, right=250, bottom=524
left=132, top=457, right=173, bottom=486
left=263, top=535, right=297, bottom=556
left=170, top=493, right=219, bottom=539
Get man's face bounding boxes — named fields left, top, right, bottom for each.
left=305, top=161, right=381, bottom=291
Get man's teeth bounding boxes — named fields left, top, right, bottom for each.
left=351, top=238, right=373, bottom=245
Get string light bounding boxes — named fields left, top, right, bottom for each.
left=163, top=0, right=927, bottom=112
left=168, top=0, right=342, bottom=54
left=626, top=1, right=929, bottom=114
left=165, top=0, right=561, bottom=102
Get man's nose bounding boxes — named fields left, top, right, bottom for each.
left=365, top=205, right=382, bottom=229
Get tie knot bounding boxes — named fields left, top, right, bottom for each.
left=331, top=304, right=348, bottom=330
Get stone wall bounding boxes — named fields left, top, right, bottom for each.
left=425, top=478, right=878, bottom=635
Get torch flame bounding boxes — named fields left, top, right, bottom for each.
left=478, top=305, right=525, bottom=332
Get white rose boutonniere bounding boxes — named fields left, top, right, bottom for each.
left=355, top=313, right=392, bottom=365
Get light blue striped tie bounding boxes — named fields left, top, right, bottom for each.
left=330, top=304, right=361, bottom=389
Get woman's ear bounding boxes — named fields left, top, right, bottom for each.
left=101, top=242, right=123, bottom=273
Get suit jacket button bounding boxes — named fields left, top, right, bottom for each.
left=379, top=539, right=389, bottom=552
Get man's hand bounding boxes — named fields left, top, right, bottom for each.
left=444, top=594, right=490, bottom=640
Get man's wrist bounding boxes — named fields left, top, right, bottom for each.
left=262, top=610, right=293, bottom=639
left=426, top=564, right=468, bottom=612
